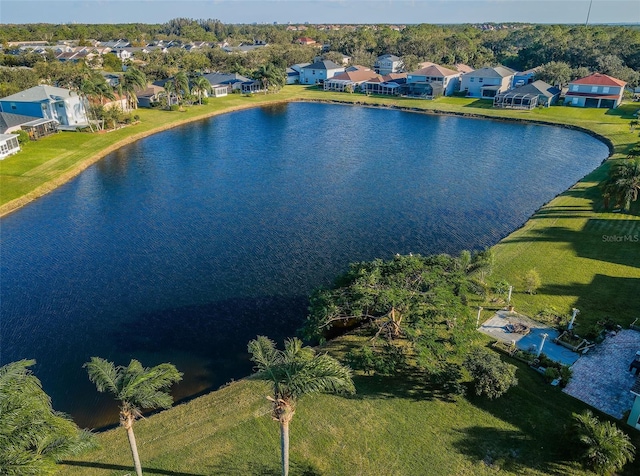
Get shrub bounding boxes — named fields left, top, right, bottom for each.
left=572, top=410, right=635, bottom=475
left=522, top=269, right=541, bottom=294
left=559, top=365, right=572, bottom=387
left=346, top=343, right=405, bottom=376
left=201, top=97, right=209, bottom=105
left=544, top=367, right=560, bottom=383
left=169, top=104, right=179, bottom=111
left=15, top=129, right=30, bottom=144
left=463, top=348, right=518, bottom=399
left=133, top=114, right=140, bottom=121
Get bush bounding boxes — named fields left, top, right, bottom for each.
left=169, top=104, right=179, bottom=111
left=572, top=410, right=635, bottom=475
left=15, top=129, right=30, bottom=144
left=463, top=348, right=518, bottom=399
left=544, top=367, right=560, bottom=383
left=346, top=343, right=406, bottom=376
left=201, top=97, right=209, bottom=105
left=522, top=269, right=541, bottom=294
left=133, top=114, right=140, bottom=121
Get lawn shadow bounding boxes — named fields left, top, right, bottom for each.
left=450, top=425, right=575, bottom=476
left=462, top=99, right=494, bottom=109
left=60, top=460, right=205, bottom=476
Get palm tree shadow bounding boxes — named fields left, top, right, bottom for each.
left=60, top=460, right=204, bottom=476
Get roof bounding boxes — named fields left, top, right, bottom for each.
left=571, top=73, right=626, bottom=87
left=1, top=85, right=76, bottom=103
left=0, top=111, right=41, bottom=134
left=0, top=133, right=20, bottom=141
left=302, top=60, right=343, bottom=70
left=329, top=70, right=381, bottom=83
left=410, top=64, right=459, bottom=78
left=455, top=63, right=475, bottom=73
left=377, top=54, right=401, bottom=62
left=466, top=66, right=515, bottom=79
left=509, top=80, right=560, bottom=98
left=135, top=84, right=164, bottom=97
left=202, top=72, right=252, bottom=85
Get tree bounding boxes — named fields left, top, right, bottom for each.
left=0, top=360, right=95, bottom=474
left=121, top=67, right=147, bottom=110
left=174, top=71, right=190, bottom=105
left=463, top=348, right=518, bottom=399
left=535, top=61, right=572, bottom=87
left=247, top=336, right=355, bottom=476
left=253, top=63, right=286, bottom=93
left=85, top=358, right=182, bottom=476
left=573, top=410, right=635, bottom=475
left=191, top=76, right=211, bottom=104
left=163, top=79, right=176, bottom=109
left=602, top=159, right=640, bottom=211
left=522, top=269, right=541, bottom=294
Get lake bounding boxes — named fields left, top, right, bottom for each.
left=0, top=102, right=609, bottom=428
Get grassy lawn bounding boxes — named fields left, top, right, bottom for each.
left=3, top=85, right=640, bottom=474
left=61, top=334, right=638, bottom=476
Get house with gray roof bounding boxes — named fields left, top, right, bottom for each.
left=0, top=85, right=89, bottom=128
left=286, top=63, right=310, bottom=84
left=460, top=66, right=515, bottom=98
left=0, top=111, right=41, bottom=134
left=202, top=72, right=254, bottom=92
left=374, top=54, right=402, bottom=75
left=405, top=63, right=461, bottom=97
left=493, top=80, right=560, bottom=109
left=299, top=60, right=344, bottom=85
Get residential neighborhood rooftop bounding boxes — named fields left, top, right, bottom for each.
left=1, top=85, right=78, bottom=103
left=572, top=73, right=627, bottom=87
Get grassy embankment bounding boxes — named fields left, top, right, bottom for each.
left=2, top=86, right=639, bottom=474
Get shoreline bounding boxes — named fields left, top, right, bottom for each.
left=0, top=94, right=619, bottom=218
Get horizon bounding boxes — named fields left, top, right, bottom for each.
left=2, top=1, right=639, bottom=26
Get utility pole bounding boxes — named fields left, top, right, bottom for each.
left=585, top=0, right=593, bottom=26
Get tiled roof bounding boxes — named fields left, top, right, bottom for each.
left=571, top=73, right=626, bottom=87
left=410, top=64, right=459, bottom=77
left=466, top=66, right=515, bottom=78
left=510, top=80, right=560, bottom=98
left=330, top=70, right=380, bottom=82
left=455, top=63, right=474, bottom=73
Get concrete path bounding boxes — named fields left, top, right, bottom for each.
left=563, top=329, right=640, bottom=419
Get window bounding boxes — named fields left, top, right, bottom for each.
left=10, top=103, right=16, bottom=110
left=591, top=86, right=598, bottom=93
left=479, top=78, right=483, bottom=83
left=602, top=87, right=610, bottom=93
left=572, top=97, right=579, bottom=105
left=470, top=77, right=475, bottom=82
left=571, top=85, right=579, bottom=91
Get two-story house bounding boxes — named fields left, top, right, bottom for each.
left=374, top=54, right=403, bottom=75
left=0, top=85, right=89, bottom=128
left=564, top=73, right=626, bottom=108
left=460, top=66, right=515, bottom=98
left=405, top=64, right=461, bottom=97
left=299, top=60, right=344, bottom=85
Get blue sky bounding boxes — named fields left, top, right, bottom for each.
left=1, top=0, right=639, bottom=25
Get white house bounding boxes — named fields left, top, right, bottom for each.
left=0, top=133, right=21, bottom=159
left=405, top=64, right=461, bottom=97
left=374, top=54, right=403, bottom=75
left=299, top=60, right=344, bottom=85
left=460, top=66, right=515, bottom=98
left=286, top=63, right=310, bottom=84
left=0, top=85, right=89, bottom=128
left=564, top=73, right=626, bottom=108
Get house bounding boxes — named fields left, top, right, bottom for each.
left=512, top=67, right=540, bottom=88
left=134, top=85, right=165, bottom=108
left=0, top=111, right=42, bottom=134
left=323, top=69, right=380, bottom=92
left=460, top=66, right=515, bottom=98
left=0, top=133, right=21, bottom=159
left=202, top=72, right=254, bottom=92
left=0, top=85, right=89, bottom=128
left=627, top=375, right=640, bottom=430
left=295, top=37, right=317, bottom=46
left=455, top=63, right=475, bottom=74
left=564, top=73, right=626, bottom=108
left=405, top=64, right=461, bottom=98
left=493, top=80, right=560, bottom=109
left=286, top=63, right=310, bottom=84
left=299, top=60, right=344, bottom=85
left=361, top=73, right=407, bottom=96
left=374, top=54, right=403, bottom=75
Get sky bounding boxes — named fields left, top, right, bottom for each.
left=1, top=0, right=639, bottom=25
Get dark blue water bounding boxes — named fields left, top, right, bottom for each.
left=0, top=103, right=608, bottom=427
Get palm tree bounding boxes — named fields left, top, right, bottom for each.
left=248, top=336, right=355, bottom=476
left=80, top=76, right=116, bottom=131
left=573, top=410, right=635, bottom=475
left=191, top=76, right=211, bottom=105
left=602, top=159, right=640, bottom=211
left=1, top=360, right=95, bottom=474
left=85, top=357, right=182, bottom=476
left=253, top=64, right=286, bottom=94
left=121, top=67, right=147, bottom=110
left=163, top=80, right=176, bottom=109
left=174, top=71, right=190, bottom=106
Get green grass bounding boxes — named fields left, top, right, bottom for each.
left=3, top=86, right=640, bottom=475
left=58, top=335, right=640, bottom=475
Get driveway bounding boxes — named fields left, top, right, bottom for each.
left=563, top=329, right=640, bottom=419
